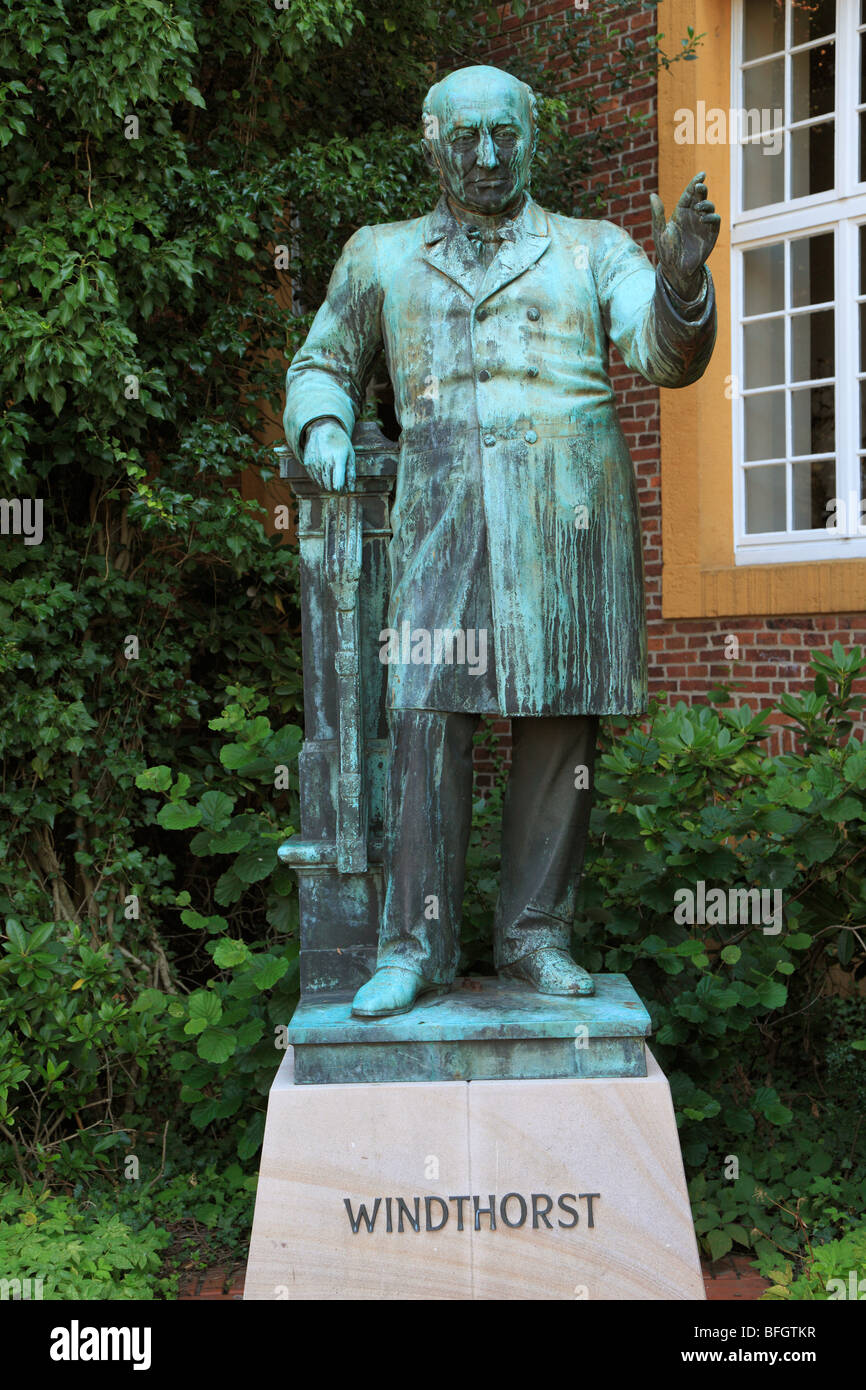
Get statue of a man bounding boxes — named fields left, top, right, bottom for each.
left=284, top=65, right=718, bottom=1018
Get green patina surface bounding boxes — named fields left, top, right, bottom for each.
left=283, top=68, right=716, bottom=717
left=288, top=975, right=650, bottom=1084
left=275, top=64, right=719, bottom=1069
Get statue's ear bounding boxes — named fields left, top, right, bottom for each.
left=420, top=139, right=437, bottom=173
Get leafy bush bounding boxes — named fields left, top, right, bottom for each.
left=759, top=1225, right=866, bottom=1301
left=1, top=689, right=302, bottom=1177
left=0, top=1188, right=173, bottom=1300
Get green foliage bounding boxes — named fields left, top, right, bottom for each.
left=0, top=1188, right=173, bottom=1299
left=574, top=646, right=866, bottom=1173
left=689, top=1100, right=863, bottom=1271
left=759, top=1226, right=866, bottom=1301
left=0, top=1156, right=256, bottom=1298
left=1, top=691, right=301, bottom=1177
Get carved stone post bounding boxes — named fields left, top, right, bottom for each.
left=276, top=421, right=398, bottom=994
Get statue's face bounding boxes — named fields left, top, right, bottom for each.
left=423, top=70, right=535, bottom=215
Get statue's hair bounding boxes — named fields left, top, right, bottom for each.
left=421, top=67, right=538, bottom=147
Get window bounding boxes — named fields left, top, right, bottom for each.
left=732, top=0, right=866, bottom=563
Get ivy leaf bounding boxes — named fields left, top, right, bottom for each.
left=234, top=846, right=278, bottom=883
left=197, top=790, right=235, bottom=831
left=706, top=1228, right=733, bottom=1261
left=251, top=955, right=290, bottom=991
left=131, top=988, right=166, bottom=1014
left=196, top=1027, right=237, bottom=1063
left=181, top=909, right=228, bottom=934
left=211, top=938, right=250, bottom=968
left=208, top=827, right=252, bottom=854
left=755, top=980, right=787, bottom=1010
left=220, top=743, right=260, bottom=771
left=214, top=868, right=245, bottom=906
left=135, top=765, right=172, bottom=792
left=184, top=990, right=222, bottom=1035
left=237, top=1112, right=266, bottom=1161
left=157, top=800, right=202, bottom=830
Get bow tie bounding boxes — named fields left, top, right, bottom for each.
left=464, top=222, right=514, bottom=245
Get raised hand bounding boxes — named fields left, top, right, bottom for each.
left=303, top=417, right=356, bottom=492
left=650, top=172, right=720, bottom=301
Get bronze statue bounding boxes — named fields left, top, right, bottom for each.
left=284, top=65, right=719, bottom=1018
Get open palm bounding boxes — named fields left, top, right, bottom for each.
left=650, top=172, right=720, bottom=300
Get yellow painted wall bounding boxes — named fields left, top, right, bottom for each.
left=656, top=0, right=866, bottom=616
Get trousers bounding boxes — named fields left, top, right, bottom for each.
left=376, top=710, right=599, bottom=984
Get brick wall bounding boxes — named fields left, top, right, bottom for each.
left=470, top=0, right=866, bottom=782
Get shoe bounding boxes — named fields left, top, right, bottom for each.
left=351, top=965, right=447, bottom=1018
left=500, top=947, right=595, bottom=996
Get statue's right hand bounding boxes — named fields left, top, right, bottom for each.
left=302, top=418, right=356, bottom=492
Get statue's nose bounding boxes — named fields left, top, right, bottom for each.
left=476, top=129, right=498, bottom=169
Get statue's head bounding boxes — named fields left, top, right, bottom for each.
left=421, top=65, right=538, bottom=215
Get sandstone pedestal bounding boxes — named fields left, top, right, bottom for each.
left=244, top=1046, right=704, bottom=1300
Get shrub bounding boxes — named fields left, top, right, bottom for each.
left=0, top=1188, right=173, bottom=1300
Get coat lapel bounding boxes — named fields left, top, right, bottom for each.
left=421, top=196, right=551, bottom=304
left=476, top=198, right=551, bottom=307
left=421, top=199, right=482, bottom=300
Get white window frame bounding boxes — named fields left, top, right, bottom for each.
left=731, top=0, right=866, bottom=565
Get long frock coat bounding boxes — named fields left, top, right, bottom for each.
left=284, top=194, right=716, bottom=716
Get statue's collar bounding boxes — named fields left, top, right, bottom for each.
left=424, top=194, right=547, bottom=246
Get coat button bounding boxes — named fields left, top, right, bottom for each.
left=527, top=367, right=539, bottom=377
left=478, top=369, right=490, bottom=382
left=527, top=307, right=540, bottom=321
left=477, top=309, right=488, bottom=321
left=483, top=433, right=496, bottom=447
left=524, top=430, right=537, bottom=444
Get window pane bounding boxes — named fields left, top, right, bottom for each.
left=744, top=57, right=784, bottom=112
left=744, top=0, right=786, bottom=60
left=861, top=112, right=866, bottom=184
left=791, top=308, right=834, bottom=380
left=860, top=304, right=866, bottom=371
left=791, top=121, right=835, bottom=198
left=792, top=0, right=835, bottom=45
left=745, top=465, right=787, bottom=532
left=745, top=318, right=785, bottom=386
left=743, top=136, right=785, bottom=208
left=860, top=226, right=866, bottom=293
left=860, top=381, right=866, bottom=447
left=792, top=44, right=835, bottom=121
left=744, top=243, right=785, bottom=313
left=861, top=30, right=866, bottom=103
left=792, top=385, right=835, bottom=454
left=792, top=459, right=836, bottom=529
left=745, top=390, right=786, bottom=459
left=791, top=233, right=834, bottom=306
